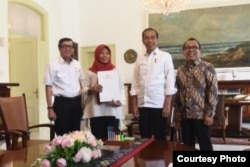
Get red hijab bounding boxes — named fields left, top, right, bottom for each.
left=89, top=44, right=115, bottom=73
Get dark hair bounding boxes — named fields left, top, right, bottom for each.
left=58, top=37, right=73, bottom=48
left=142, top=27, right=159, bottom=39
left=182, top=37, right=201, bottom=50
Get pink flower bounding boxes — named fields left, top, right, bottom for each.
left=52, top=136, right=63, bottom=146
left=92, top=149, right=102, bottom=159
left=44, top=145, right=53, bottom=153
left=56, top=158, right=66, bottom=167
left=88, top=138, right=97, bottom=147
left=61, top=136, right=74, bottom=148
left=40, top=159, right=50, bottom=167
left=73, top=151, right=83, bottom=163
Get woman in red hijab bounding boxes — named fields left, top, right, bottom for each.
left=82, top=44, right=125, bottom=139
left=89, top=44, right=115, bottom=73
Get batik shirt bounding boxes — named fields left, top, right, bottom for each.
left=175, top=59, right=218, bottom=119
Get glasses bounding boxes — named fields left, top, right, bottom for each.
left=184, top=46, right=199, bottom=50
left=61, top=45, right=74, bottom=49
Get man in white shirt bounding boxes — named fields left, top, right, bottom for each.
left=44, top=37, right=84, bottom=136
left=130, top=28, right=176, bottom=140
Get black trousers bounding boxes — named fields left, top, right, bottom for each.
left=90, top=116, right=119, bottom=140
left=53, top=96, right=83, bottom=136
left=139, top=107, right=167, bottom=140
left=181, top=119, right=213, bottom=151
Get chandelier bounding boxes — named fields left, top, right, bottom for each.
left=142, top=0, right=190, bottom=15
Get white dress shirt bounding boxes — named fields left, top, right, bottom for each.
left=43, top=56, right=84, bottom=97
left=130, top=47, right=176, bottom=108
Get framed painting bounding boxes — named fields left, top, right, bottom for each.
left=149, top=4, right=250, bottom=69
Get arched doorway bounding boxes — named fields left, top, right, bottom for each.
left=8, top=0, right=48, bottom=125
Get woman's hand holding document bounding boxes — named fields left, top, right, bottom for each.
left=97, top=70, right=121, bottom=103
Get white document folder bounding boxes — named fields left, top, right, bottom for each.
left=97, top=70, right=121, bottom=102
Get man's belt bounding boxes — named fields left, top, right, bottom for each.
left=55, top=95, right=81, bottom=101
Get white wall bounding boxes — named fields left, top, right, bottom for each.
left=33, top=0, right=81, bottom=60
left=79, top=0, right=147, bottom=83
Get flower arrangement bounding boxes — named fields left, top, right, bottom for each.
left=31, top=131, right=103, bottom=167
